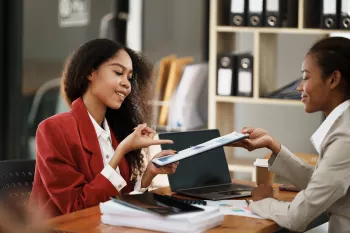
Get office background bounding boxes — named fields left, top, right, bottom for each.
left=0, top=0, right=341, bottom=181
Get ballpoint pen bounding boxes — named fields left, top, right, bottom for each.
left=245, top=198, right=251, bottom=206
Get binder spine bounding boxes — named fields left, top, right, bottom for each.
left=340, top=0, right=350, bottom=29
left=265, top=0, right=282, bottom=27
left=236, top=54, right=253, bottom=97
left=230, top=0, right=247, bottom=26
left=217, top=54, right=236, bottom=96
left=247, top=0, right=265, bottom=27
left=282, top=0, right=298, bottom=28
left=321, top=0, right=338, bottom=29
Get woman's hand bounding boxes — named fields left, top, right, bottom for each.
left=251, top=184, right=273, bottom=201
left=118, top=123, right=173, bottom=154
left=141, top=150, right=179, bottom=188
left=228, top=127, right=281, bottom=154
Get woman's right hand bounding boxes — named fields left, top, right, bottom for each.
left=109, top=124, right=173, bottom=169
left=229, top=127, right=281, bottom=154
left=117, top=123, right=173, bottom=155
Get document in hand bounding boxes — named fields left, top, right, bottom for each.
left=100, top=199, right=224, bottom=233
left=152, top=131, right=248, bottom=167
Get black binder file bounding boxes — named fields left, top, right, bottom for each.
left=236, top=54, right=253, bottom=97
left=265, top=0, right=298, bottom=28
left=217, top=53, right=236, bottom=96
left=340, top=0, right=350, bottom=29
left=282, top=0, right=298, bottom=28
left=230, top=0, right=248, bottom=26
left=247, top=0, right=265, bottom=27
left=265, top=0, right=282, bottom=27
left=321, top=0, right=339, bottom=29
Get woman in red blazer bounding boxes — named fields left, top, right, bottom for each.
left=30, top=39, right=178, bottom=217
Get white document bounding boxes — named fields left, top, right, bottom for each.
left=206, top=200, right=262, bottom=219
left=152, top=131, right=248, bottom=167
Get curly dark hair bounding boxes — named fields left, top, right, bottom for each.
left=61, top=38, right=154, bottom=181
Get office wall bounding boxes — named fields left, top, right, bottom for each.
left=233, top=33, right=325, bottom=160
left=142, top=0, right=208, bottom=63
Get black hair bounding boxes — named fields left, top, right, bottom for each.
left=308, top=36, right=350, bottom=97
left=61, top=38, right=154, bottom=181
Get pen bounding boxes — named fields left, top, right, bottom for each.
left=245, top=198, right=251, bottom=206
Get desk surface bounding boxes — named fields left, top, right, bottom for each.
left=47, top=180, right=296, bottom=233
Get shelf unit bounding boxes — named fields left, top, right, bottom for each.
left=208, top=0, right=350, bottom=177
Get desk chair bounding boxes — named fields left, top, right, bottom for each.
left=0, top=160, right=36, bottom=208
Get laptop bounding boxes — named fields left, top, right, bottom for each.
left=158, top=129, right=253, bottom=201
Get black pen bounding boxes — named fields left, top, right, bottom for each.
left=245, top=198, right=251, bottom=206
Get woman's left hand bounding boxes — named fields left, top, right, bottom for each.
left=141, top=150, right=179, bottom=188
left=251, top=184, right=273, bottom=201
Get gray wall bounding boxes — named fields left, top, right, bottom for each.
left=142, top=0, right=207, bottom=63
left=233, top=33, right=325, bottom=160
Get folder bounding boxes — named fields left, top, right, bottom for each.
left=247, top=0, right=264, bottom=27
left=230, top=0, right=248, bottom=26
left=265, top=0, right=282, bottom=27
left=217, top=53, right=236, bottom=96
left=321, top=0, right=338, bottom=29
left=340, top=0, right=350, bottom=29
left=281, top=0, right=299, bottom=28
left=155, top=55, right=177, bottom=102
left=236, top=53, right=253, bottom=97
left=158, top=57, right=194, bottom=126
left=265, top=0, right=298, bottom=28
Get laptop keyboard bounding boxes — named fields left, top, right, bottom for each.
left=182, top=183, right=253, bottom=194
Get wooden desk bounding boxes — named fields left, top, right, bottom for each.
left=47, top=181, right=297, bottom=233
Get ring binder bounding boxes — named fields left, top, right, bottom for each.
left=217, top=53, right=236, bottom=96
left=230, top=0, right=248, bottom=26
left=340, top=0, right=350, bottom=29
left=247, top=0, right=265, bottom=27
left=265, top=0, right=281, bottom=27
left=321, top=0, right=338, bottom=29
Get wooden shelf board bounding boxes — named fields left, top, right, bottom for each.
left=215, top=96, right=303, bottom=106
left=217, top=26, right=350, bottom=35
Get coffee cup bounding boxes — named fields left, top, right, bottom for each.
left=254, top=159, right=274, bottom=186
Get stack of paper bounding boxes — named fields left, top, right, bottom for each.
left=100, top=200, right=224, bottom=233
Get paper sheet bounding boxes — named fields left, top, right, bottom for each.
left=206, top=200, right=262, bottom=219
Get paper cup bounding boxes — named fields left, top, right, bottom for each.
left=254, top=159, right=274, bottom=186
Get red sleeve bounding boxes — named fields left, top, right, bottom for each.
left=36, top=119, right=118, bottom=214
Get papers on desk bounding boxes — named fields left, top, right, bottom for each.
left=206, top=200, right=262, bottom=219
left=99, top=200, right=224, bottom=233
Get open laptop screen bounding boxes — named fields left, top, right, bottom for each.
left=158, top=129, right=231, bottom=192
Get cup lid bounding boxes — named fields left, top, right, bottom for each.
left=254, top=158, right=268, bottom=167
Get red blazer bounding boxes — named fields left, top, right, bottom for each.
left=30, top=98, right=133, bottom=217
